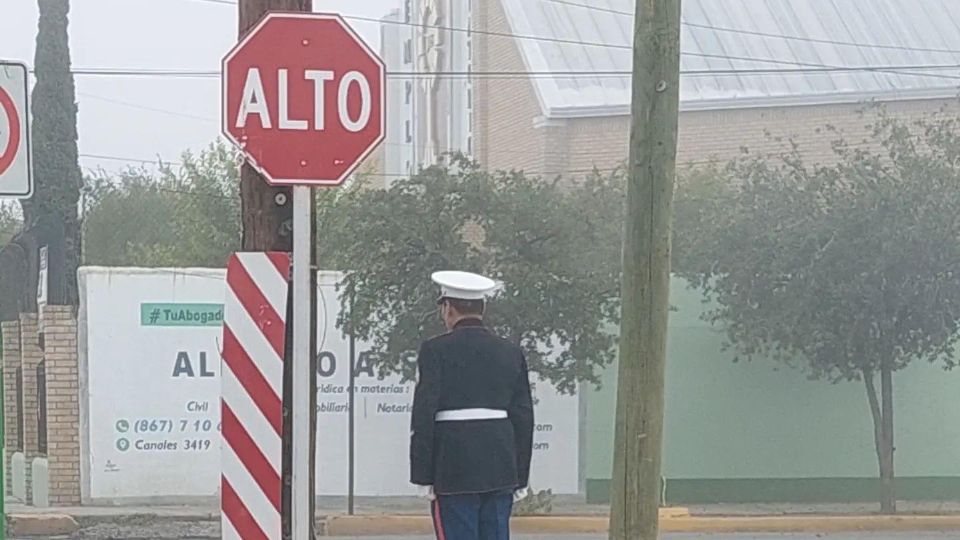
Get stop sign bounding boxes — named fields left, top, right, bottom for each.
left=222, top=13, right=385, bottom=186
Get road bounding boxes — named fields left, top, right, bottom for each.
left=45, top=534, right=955, bottom=540
left=13, top=527, right=960, bottom=539
left=333, top=535, right=960, bottom=540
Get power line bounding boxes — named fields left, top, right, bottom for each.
left=80, top=152, right=182, bottom=166
left=68, top=69, right=219, bottom=78
left=538, top=0, right=960, bottom=56
left=78, top=150, right=626, bottom=181
left=78, top=92, right=217, bottom=122
left=180, top=0, right=960, bottom=57
left=539, top=0, right=633, bottom=17
left=683, top=22, right=960, bottom=55
left=65, top=64, right=960, bottom=80
left=176, top=0, right=632, bottom=50
left=77, top=0, right=960, bottom=82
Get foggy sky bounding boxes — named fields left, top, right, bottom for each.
left=0, top=0, right=398, bottom=176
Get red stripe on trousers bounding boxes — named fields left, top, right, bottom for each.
left=432, top=499, right=446, bottom=540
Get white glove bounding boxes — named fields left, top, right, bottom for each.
left=513, top=487, right=530, bottom=502
left=417, top=485, right=436, bottom=501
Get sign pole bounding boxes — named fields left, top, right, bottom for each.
left=291, top=185, right=314, bottom=538
left=221, top=15, right=384, bottom=537
left=347, top=294, right=356, bottom=516
left=0, top=60, right=33, bottom=540
left=0, top=335, right=4, bottom=540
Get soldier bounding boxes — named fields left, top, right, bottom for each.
left=410, top=271, right=535, bottom=540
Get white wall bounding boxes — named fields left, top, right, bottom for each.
left=79, top=267, right=578, bottom=502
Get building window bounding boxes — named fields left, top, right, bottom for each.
left=467, top=136, right=473, bottom=154
left=405, top=120, right=412, bottom=143
left=405, top=81, right=413, bottom=105
left=404, top=0, right=412, bottom=22
left=403, top=39, right=412, bottom=64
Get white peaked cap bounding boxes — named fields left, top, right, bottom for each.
left=431, top=271, right=498, bottom=301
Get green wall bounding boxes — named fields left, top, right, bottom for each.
left=585, top=278, right=960, bottom=503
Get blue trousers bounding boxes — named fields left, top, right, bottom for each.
left=431, top=491, right=513, bottom=540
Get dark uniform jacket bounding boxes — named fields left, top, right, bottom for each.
left=410, top=318, right=535, bottom=495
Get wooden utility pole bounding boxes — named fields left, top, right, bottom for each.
left=236, top=2, right=315, bottom=538
left=238, top=0, right=310, bottom=252
left=608, top=0, right=681, bottom=539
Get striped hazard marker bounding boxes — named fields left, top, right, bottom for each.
left=221, top=252, right=290, bottom=540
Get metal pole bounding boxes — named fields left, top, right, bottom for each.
left=291, top=185, right=313, bottom=538
left=347, top=294, right=356, bottom=515
left=1, top=331, right=5, bottom=540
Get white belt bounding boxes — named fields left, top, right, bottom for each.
left=435, top=408, right=508, bottom=422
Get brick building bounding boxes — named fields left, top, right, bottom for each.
left=383, top=0, right=960, bottom=178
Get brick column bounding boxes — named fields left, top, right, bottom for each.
left=41, top=306, right=81, bottom=506
left=1, top=320, right=21, bottom=496
left=18, top=313, right=42, bottom=501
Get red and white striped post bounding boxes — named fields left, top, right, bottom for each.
left=221, top=253, right=290, bottom=540
left=222, top=13, right=385, bottom=538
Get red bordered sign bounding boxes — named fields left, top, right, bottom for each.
left=0, top=62, right=32, bottom=198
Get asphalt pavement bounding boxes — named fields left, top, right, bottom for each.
left=331, top=535, right=960, bottom=540
left=11, top=532, right=960, bottom=539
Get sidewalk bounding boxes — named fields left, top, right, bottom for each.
left=8, top=497, right=960, bottom=537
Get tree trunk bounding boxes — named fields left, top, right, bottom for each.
left=608, top=0, right=681, bottom=538
left=879, top=359, right=896, bottom=513
left=864, top=365, right=896, bottom=514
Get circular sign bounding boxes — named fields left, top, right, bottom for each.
left=0, top=86, right=21, bottom=177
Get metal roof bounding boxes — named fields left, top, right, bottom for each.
left=499, top=0, right=960, bottom=117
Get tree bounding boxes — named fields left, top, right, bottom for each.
left=18, top=0, right=83, bottom=308
left=319, top=157, right=622, bottom=392
left=674, top=109, right=960, bottom=514
left=83, top=142, right=240, bottom=268
left=0, top=205, right=20, bottom=246
left=0, top=205, right=24, bottom=320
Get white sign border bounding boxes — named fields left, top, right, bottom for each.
left=221, top=12, right=387, bottom=188
left=0, top=60, right=33, bottom=199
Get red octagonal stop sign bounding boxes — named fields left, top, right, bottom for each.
left=223, top=13, right=385, bottom=186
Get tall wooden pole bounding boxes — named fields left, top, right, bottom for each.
left=237, top=2, right=314, bottom=538
left=608, top=0, right=681, bottom=539
left=238, top=0, right=310, bottom=253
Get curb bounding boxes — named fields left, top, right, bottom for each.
left=321, top=508, right=683, bottom=536
left=322, top=515, right=622, bottom=536
left=70, top=511, right=220, bottom=527
left=7, top=514, right=80, bottom=537
left=10, top=509, right=960, bottom=537
left=320, top=513, right=960, bottom=536
left=662, top=515, right=960, bottom=534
